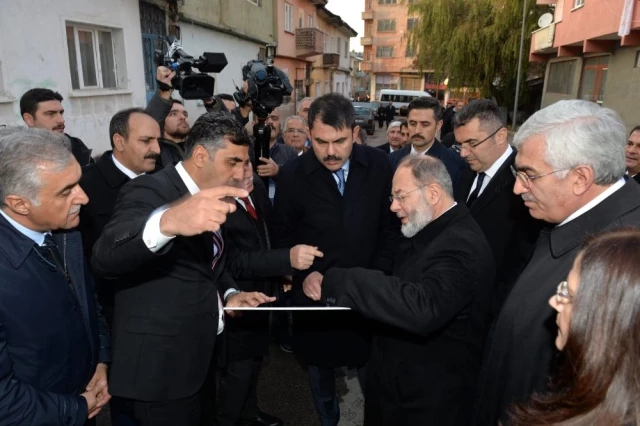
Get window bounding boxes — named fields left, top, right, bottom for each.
left=573, top=0, right=584, bottom=8
left=365, top=22, right=372, bottom=37
left=308, top=15, right=314, bottom=28
left=299, top=11, right=303, bottom=29
left=377, top=19, right=396, bottom=32
left=547, top=60, right=575, bottom=94
left=284, top=3, right=293, bottom=33
left=378, top=0, right=397, bottom=4
left=345, top=41, right=348, bottom=58
left=66, top=24, right=117, bottom=90
left=579, top=56, right=609, bottom=103
left=401, top=77, right=422, bottom=91
left=405, top=45, right=416, bottom=57
left=338, top=37, right=342, bottom=55
left=377, top=46, right=395, bottom=57
left=365, top=51, right=371, bottom=61
left=407, top=18, right=418, bottom=31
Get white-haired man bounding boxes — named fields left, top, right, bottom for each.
left=377, top=121, right=403, bottom=154
left=472, top=100, right=640, bottom=426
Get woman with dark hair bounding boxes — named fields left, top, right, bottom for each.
left=507, top=228, right=640, bottom=426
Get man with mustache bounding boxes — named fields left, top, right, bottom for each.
left=91, top=112, right=275, bottom=425
left=625, top=125, right=640, bottom=183
left=258, top=108, right=297, bottom=202
left=282, top=115, right=308, bottom=155
left=270, top=93, right=397, bottom=426
left=0, top=128, right=111, bottom=425
left=472, top=100, right=640, bottom=426
left=303, top=155, right=494, bottom=426
left=390, top=97, right=467, bottom=189
left=453, top=100, right=543, bottom=320
left=78, top=108, right=161, bottom=326
left=20, top=88, right=94, bottom=167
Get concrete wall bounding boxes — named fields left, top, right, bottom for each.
left=0, top=0, right=146, bottom=154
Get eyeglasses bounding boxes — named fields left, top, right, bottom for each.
left=389, top=186, right=427, bottom=204
left=510, top=165, right=571, bottom=189
left=452, top=126, right=504, bottom=153
left=285, top=128, right=306, bottom=135
left=555, top=281, right=573, bottom=304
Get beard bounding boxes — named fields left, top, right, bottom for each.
left=401, top=198, right=434, bottom=238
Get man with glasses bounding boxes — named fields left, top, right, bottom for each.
left=453, top=100, right=543, bottom=320
left=302, top=155, right=495, bottom=425
left=472, top=100, right=640, bottom=426
left=282, top=115, right=308, bottom=155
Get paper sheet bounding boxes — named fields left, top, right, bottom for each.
left=223, top=306, right=351, bottom=311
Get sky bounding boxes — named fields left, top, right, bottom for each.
left=326, top=1, right=365, bottom=53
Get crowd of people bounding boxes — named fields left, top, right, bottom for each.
left=1, top=64, right=640, bottom=426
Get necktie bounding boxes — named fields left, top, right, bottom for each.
left=211, top=231, right=225, bottom=325
left=334, top=168, right=345, bottom=196
left=241, top=197, right=259, bottom=221
left=466, top=172, right=486, bottom=207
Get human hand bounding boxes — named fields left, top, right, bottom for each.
left=84, top=363, right=110, bottom=419
left=257, top=157, right=279, bottom=177
left=290, top=245, right=324, bottom=270
left=226, top=291, right=276, bottom=317
left=302, top=271, right=323, bottom=301
left=156, top=66, right=176, bottom=98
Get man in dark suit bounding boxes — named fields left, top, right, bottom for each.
left=452, top=100, right=543, bottom=319
left=390, top=97, right=467, bottom=189
left=377, top=120, right=403, bottom=154
left=78, top=108, right=161, bottom=325
left=472, top=100, right=640, bottom=425
left=304, top=155, right=495, bottom=425
left=625, top=125, right=640, bottom=183
left=384, top=101, right=396, bottom=128
left=0, top=128, right=111, bottom=424
left=91, top=112, right=275, bottom=426
left=270, top=94, right=397, bottom=426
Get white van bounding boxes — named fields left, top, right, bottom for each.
left=379, top=89, right=431, bottom=110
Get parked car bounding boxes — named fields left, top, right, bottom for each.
left=354, top=106, right=376, bottom=135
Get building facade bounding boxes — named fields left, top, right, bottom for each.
left=350, top=52, right=369, bottom=99
left=531, top=0, right=640, bottom=130
left=360, top=0, right=423, bottom=101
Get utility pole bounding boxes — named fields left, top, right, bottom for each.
left=513, top=0, right=528, bottom=130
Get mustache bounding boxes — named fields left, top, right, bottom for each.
left=54, top=125, right=65, bottom=131
left=323, top=155, right=342, bottom=162
left=411, top=134, right=425, bottom=140
left=521, top=194, right=536, bottom=202
left=145, top=152, right=160, bottom=160
left=69, top=205, right=81, bottom=215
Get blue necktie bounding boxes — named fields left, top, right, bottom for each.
left=334, top=168, right=345, bottom=196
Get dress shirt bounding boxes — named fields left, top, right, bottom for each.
left=0, top=209, right=48, bottom=246
left=558, top=178, right=626, bottom=227
left=467, top=145, right=513, bottom=201
left=410, top=143, right=432, bottom=156
left=111, top=154, right=141, bottom=180
left=142, top=161, right=233, bottom=334
left=332, top=159, right=351, bottom=187
left=235, top=195, right=256, bottom=210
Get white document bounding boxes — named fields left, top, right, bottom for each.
left=223, top=306, right=351, bottom=311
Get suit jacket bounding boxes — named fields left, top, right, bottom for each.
left=270, top=144, right=398, bottom=367
left=91, top=164, right=235, bottom=401
left=66, top=133, right=94, bottom=168
left=472, top=179, right=640, bottom=426
left=219, top=177, right=290, bottom=363
left=454, top=150, right=543, bottom=320
left=389, top=141, right=468, bottom=190
left=633, top=173, right=640, bottom=184
left=322, top=204, right=495, bottom=426
left=0, top=217, right=110, bottom=426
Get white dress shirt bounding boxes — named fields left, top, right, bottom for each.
left=558, top=178, right=626, bottom=227
left=410, top=143, right=432, bottom=156
left=467, top=145, right=514, bottom=201
left=141, top=161, right=231, bottom=334
left=111, top=154, right=141, bottom=180
left=0, top=209, right=48, bottom=246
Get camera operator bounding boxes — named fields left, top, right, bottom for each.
left=146, top=66, right=252, bottom=170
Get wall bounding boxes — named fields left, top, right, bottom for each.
left=0, top=0, right=146, bottom=154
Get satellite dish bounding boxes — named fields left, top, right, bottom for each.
left=538, top=13, right=554, bottom=28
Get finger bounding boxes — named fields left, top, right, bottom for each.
left=311, top=249, right=324, bottom=258
left=85, top=376, right=98, bottom=391
left=206, top=185, right=248, bottom=200
left=88, top=408, right=102, bottom=419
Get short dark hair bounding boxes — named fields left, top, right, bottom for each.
left=218, top=93, right=234, bottom=102
left=630, top=125, right=640, bottom=136
left=453, top=99, right=504, bottom=132
left=170, top=99, right=184, bottom=106
left=20, top=88, right=64, bottom=117
left=407, top=97, right=444, bottom=121
left=399, top=118, right=408, bottom=129
left=109, top=107, right=149, bottom=148
left=308, top=93, right=355, bottom=131
left=183, top=111, right=251, bottom=159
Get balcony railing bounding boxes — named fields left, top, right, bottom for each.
left=323, top=53, right=340, bottom=67
left=532, top=23, right=555, bottom=51
left=361, top=36, right=373, bottom=46
left=295, top=28, right=324, bottom=58
left=362, top=11, right=374, bottom=20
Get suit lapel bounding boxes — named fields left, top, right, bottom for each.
left=468, top=151, right=516, bottom=214
left=457, top=167, right=475, bottom=203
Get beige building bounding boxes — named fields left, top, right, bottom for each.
left=361, top=0, right=423, bottom=101
left=350, top=52, right=369, bottom=99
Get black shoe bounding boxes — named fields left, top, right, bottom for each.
left=254, top=411, right=283, bottom=426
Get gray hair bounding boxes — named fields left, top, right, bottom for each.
left=398, top=155, right=453, bottom=198
left=513, top=100, right=626, bottom=185
left=297, top=97, right=314, bottom=113
left=387, top=121, right=402, bottom=133
left=0, top=127, right=73, bottom=206
left=282, top=115, right=307, bottom=131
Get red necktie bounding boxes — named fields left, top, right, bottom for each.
left=241, top=197, right=259, bottom=220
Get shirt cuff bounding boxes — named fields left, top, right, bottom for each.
left=142, top=207, right=175, bottom=253
left=223, top=288, right=241, bottom=301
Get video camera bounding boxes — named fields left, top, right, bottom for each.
left=158, top=36, right=228, bottom=99
left=233, top=44, right=293, bottom=120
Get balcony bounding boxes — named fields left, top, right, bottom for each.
left=532, top=23, right=555, bottom=52
left=323, top=53, right=340, bottom=67
left=362, top=11, right=374, bottom=20
left=361, top=36, right=373, bottom=46
left=295, top=28, right=324, bottom=58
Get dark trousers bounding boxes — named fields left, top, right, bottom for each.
left=377, top=118, right=384, bottom=128
left=307, top=364, right=367, bottom=426
left=111, top=393, right=202, bottom=426
left=216, top=358, right=262, bottom=426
